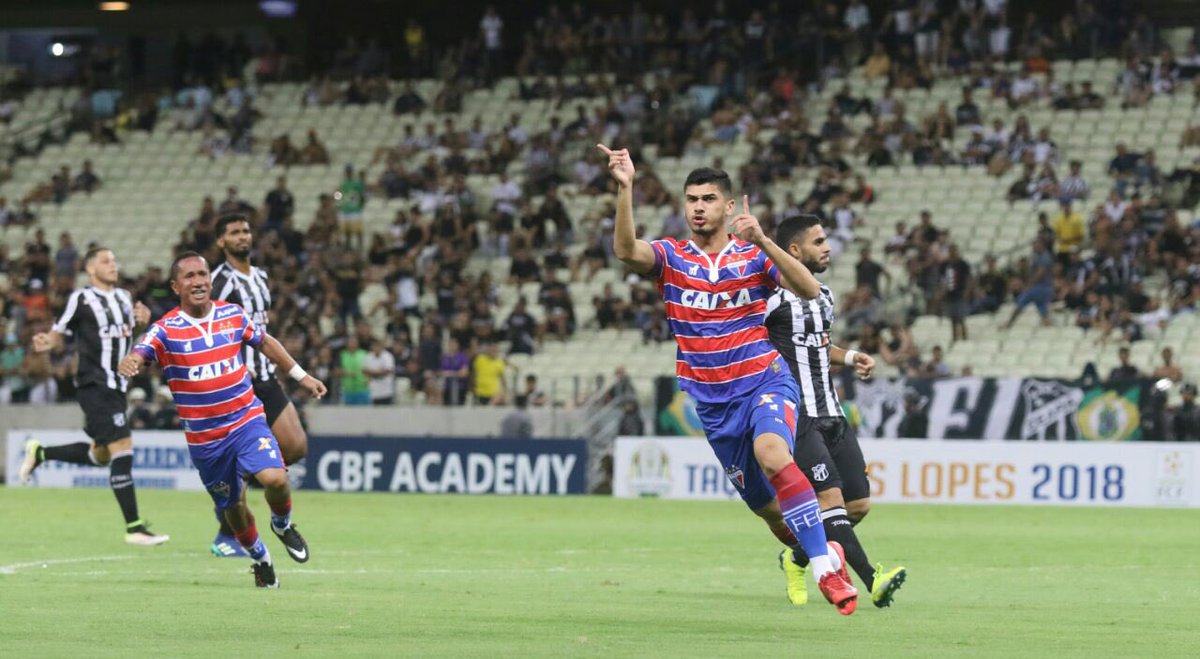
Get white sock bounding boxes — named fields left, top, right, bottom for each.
left=827, top=543, right=842, bottom=572
left=809, top=554, right=834, bottom=579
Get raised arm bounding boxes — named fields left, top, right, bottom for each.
left=730, top=195, right=822, bottom=299
left=31, top=329, right=65, bottom=353
left=597, top=144, right=657, bottom=274
left=259, top=334, right=328, bottom=399
left=830, top=343, right=876, bottom=380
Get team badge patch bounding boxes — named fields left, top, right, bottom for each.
left=725, top=466, right=745, bottom=490
left=210, top=481, right=231, bottom=497
left=812, top=463, right=829, bottom=482
left=112, top=413, right=126, bottom=427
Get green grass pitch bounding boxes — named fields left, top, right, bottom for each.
left=2, top=488, right=1198, bottom=657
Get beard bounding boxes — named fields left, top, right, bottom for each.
left=228, top=245, right=251, bottom=259
left=804, top=257, right=828, bottom=273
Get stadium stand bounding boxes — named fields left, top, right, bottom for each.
left=1, top=1, right=1198, bottom=431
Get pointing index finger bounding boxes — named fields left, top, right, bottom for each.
left=742, top=195, right=749, bottom=215
left=596, top=144, right=613, bottom=156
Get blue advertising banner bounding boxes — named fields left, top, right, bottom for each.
left=299, top=436, right=588, bottom=494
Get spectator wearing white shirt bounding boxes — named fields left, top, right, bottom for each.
left=1009, top=66, right=1040, bottom=106
left=1032, top=127, right=1058, bottom=165
left=480, top=5, right=504, bottom=80
left=490, top=173, right=521, bottom=219
left=844, top=0, right=871, bottom=61
left=364, top=339, right=397, bottom=406
left=983, top=118, right=1010, bottom=151
left=1137, top=297, right=1171, bottom=339
left=1102, top=190, right=1130, bottom=223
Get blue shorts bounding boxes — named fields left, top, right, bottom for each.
left=695, top=377, right=799, bottom=511
left=188, top=415, right=285, bottom=511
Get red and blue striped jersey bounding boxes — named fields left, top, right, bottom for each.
left=132, top=301, right=266, bottom=445
left=650, top=237, right=790, bottom=403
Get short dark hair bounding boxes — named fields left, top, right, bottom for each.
left=215, top=213, right=250, bottom=238
left=775, top=215, right=822, bottom=249
left=683, top=168, right=732, bottom=197
left=83, top=245, right=111, bottom=267
left=170, top=251, right=207, bottom=281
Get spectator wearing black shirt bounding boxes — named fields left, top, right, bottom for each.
left=24, top=229, right=52, bottom=285
left=1076, top=81, right=1105, bottom=110
left=543, top=242, right=570, bottom=272
left=71, top=160, right=101, bottom=194
left=1108, top=346, right=1142, bottom=386
left=897, top=391, right=929, bottom=439
left=505, top=296, right=537, bottom=355
left=263, top=176, right=294, bottom=233
left=855, top=246, right=890, bottom=298
left=940, top=244, right=972, bottom=343
left=538, top=269, right=575, bottom=340
left=592, top=283, right=626, bottom=330
left=508, top=247, right=541, bottom=285
left=1108, top=143, right=1141, bottom=194
left=392, top=81, right=426, bottom=115
left=1173, top=383, right=1200, bottom=441
left=954, top=87, right=981, bottom=127
left=912, top=209, right=940, bottom=246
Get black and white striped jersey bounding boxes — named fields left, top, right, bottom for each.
left=52, top=286, right=136, bottom=392
left=210, top=261, right=276, bottom=382
left=765, top=285, right=843, bottom=418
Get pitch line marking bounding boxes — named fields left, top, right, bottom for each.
left=0, top=555, right=136, bottom=575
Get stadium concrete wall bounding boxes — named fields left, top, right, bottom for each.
left=614, top=437, right=1200, bottom=508
left=0, top=404, right=585, bottom=482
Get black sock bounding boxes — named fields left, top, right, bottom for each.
left=43, top=442, right=94, bottom=465
left=822, top=507, right=875, bottom=591
left=109, top=453, right=142, bottom=528
left=790, top=545, right=810, bottom=568
left=216, top=507, right=235, bottom=536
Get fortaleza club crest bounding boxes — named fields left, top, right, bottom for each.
left=724, top=465, right=745, bottom=490
left=209, top=481, right=231, bottom=497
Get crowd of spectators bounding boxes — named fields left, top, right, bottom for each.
left=1, top=1, right=1199, bottom=435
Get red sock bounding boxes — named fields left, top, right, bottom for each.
left=768, top=463, right=828, bottom=567
left=268, top=497, right=292, bottom=518
left=768, top=462, right=816, bottom=508
left=233, top=524, right=259, bottom=549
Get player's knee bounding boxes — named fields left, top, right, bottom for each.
left=256, top=469, right=289, bottom=491
left=279, top=435, right=308, bottom=465
left=846, top=498, right=871, bottom=522
left=282, top=446, right=306, bottom=465
left=816, top=487, right=845, bottom=510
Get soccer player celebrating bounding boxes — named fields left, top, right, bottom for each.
left=597, top=144, right=858, bottom=615
left=207, top=214, right=311, bottom=558
left=21, top=246, right=169, bottom=546
left=118, top=252, right=327, bottom=588
left=765, top=215, right=907, bottom=608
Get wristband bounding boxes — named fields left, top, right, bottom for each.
left=843, top=350, right=860, bottom=367
left=289, top=364, right=308, bottom=382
